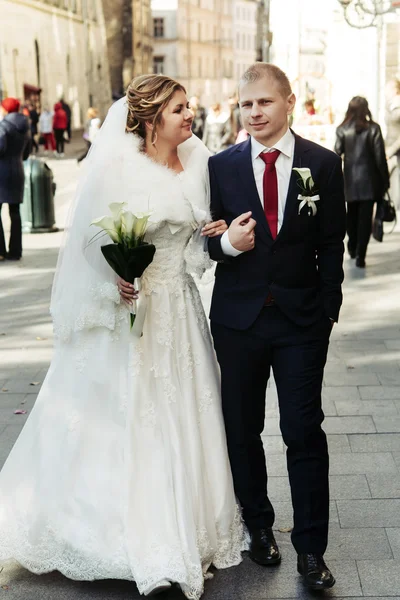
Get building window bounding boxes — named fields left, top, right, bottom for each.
left=153, top=17, right=164, bottom=38
left=153, top=56, right=165, bottom=74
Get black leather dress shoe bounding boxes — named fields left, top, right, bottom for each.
left=297, top=554, right=335, bottom=590
left=249, top=528, right=281, bottom=566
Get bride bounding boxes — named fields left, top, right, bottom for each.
left=0, top=75, right=247, bottom=598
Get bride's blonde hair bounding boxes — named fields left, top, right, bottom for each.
left=126, top=74, right=186, bottom=144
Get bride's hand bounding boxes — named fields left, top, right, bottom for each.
left=201, top=220, right=228, bottom=238
left=117, top=277, right=138, bottom=304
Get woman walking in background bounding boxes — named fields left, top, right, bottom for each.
left=39, top=106, right=56, bottom=155
left=77, top=107, right=101, bottom=163
left=53, top=102, right=68, bottom=157
left=335, top=96, right=389, bottom=268
left=202, top=103, right=229, bottom=154
left=0, top=98, right=31, bottom=261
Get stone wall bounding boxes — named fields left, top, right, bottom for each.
left=0, top=0, right=112, bottom=127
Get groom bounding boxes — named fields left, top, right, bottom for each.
left=206, top=63, right=345, bottom=589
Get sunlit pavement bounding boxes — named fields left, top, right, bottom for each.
left=1, top=150, right=400, bottom=599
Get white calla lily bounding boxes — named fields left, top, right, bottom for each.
left=121, top=210, right=136, bottom=235
left=293, top=167, right=314, bottom=190
left=91, top=216, right=120, bottom=242
left=132, top=211, right=153, bottom=241
left=109, top=202, right=127, bottom=219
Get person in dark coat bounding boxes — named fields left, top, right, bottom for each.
left=189, top=96, right=206, bottom=140
left=335, top=96, right=389, bottom=268
left=27, top=101, right=39, bottom=153
left=53, top=102, right=68, bottom=157
left=59, top=98, right=72, bottom=141
left=0, top=98, right=31, bottom=261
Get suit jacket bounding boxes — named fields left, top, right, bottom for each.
left=208, top=133, right=346, bottom=330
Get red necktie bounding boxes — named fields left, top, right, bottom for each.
left=259, top=150, right=280, bottom=239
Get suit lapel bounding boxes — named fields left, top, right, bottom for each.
left=234, top=138, right=273, bottom=240
left=276, top=133, right=312, bottom=242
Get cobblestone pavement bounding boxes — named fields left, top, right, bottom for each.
left=1, top=152, right=400, bottom=599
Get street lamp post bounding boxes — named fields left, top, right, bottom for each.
left=335, top=0, right=394, bottom=119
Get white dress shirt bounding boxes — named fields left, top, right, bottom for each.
left=221, top=128, right=295, bottom=256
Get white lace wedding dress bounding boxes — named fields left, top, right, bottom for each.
left=0, top=147, right=247, bottom=598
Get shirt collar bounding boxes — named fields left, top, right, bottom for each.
left=251, top=128, right=295, bottom=162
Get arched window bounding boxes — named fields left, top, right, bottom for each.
left=34, top=40, right=40, bottom=86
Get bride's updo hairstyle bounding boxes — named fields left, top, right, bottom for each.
left=126, top=74, right=186, bottom=144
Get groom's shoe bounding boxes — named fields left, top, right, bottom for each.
left=297, top=554, right=335, bottom=590
left=249, top=528, right=281, bottom=566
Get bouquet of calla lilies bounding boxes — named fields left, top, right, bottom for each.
left=90, top=202, right=156, bottom=335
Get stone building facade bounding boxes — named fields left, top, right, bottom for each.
left=151, top=0, right=236, bottom=106
left=0, top=0, right=112, bottom=127
left=103, top=0, right=153, bottom=98
left=233, top=0, right=258, bottom=82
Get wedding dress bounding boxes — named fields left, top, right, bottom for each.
left=0, top=99, right=247, bottom=599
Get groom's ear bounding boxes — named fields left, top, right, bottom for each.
left=287, top=93, right=296, bottom=116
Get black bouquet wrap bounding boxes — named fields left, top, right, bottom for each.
left=101, top=242, right=156, bottom=284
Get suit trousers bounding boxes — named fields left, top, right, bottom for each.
left=211, top=305, right=331, bottom=555
left=346, top=200, right=375, bottom=261
left=0, top=204, right=22, bottom=259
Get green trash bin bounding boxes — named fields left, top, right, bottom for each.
left=21, top=157, right=58, bottom=233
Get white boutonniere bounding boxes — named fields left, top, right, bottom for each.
left=293, top=168, right=320, bottom=216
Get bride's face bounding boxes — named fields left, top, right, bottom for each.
left=156, top=90, right=193, bottom=146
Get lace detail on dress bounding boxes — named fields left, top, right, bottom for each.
left=163, top=380, right=177, bottom=404
left=129, top=340, right=143, bottom=377
left=89, top=282, right=120, bottom=303
left=198, top=387, right=214, bottom=414
left=52, top=282, right=123, bottom=343
left=154, top=307, right=175, bottom=349
left=178, top=342, right=200, bottom=380
left=187, top=283, right=210, bottom=340
left=75, top=336, right=94, bottom=373
left=183, top=231, right=213, bottom=279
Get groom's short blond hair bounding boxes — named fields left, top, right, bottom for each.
left=239, top=63, right=293, bottom=99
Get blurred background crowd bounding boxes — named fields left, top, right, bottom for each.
left=0, top=0, right=400, bottom=263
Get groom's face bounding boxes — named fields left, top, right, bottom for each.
left=239, top=77, right=295, bottom=147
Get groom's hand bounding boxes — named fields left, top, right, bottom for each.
left=227, top=212, right=257, bottom=252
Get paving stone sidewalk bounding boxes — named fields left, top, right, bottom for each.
left=1, top=156, right=400, bottom=599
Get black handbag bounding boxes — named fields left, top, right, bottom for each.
left=372, top=216, right=384, bottom=242
left=372, top=192, right=397, bottom=242
left=378, top=191, right=397, bottom=223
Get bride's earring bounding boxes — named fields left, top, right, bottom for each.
left=151, top=132, right=158, bottom=146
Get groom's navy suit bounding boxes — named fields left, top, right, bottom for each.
left=208, top=132, right=346, bottom=555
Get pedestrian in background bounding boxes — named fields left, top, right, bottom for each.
left=189, top=95, right=207, bottom=140
left=39, top=106, right=56, bottom=155
left=220, top=95, right=241, bottom=150
left=28, top=101, right=39, bottom=153
left=59, top=98, right=72, bottom=141
left=202, top=103, right=229, bottom=154
left=335, top=96, right=389, bottom=268
left=0, top=98, right=31, bottom=261
left=385, top=78, right=400, bottom=205
left=53, top=102, right=68, bottom=157
left=77, top=107, right=101, bottom=163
